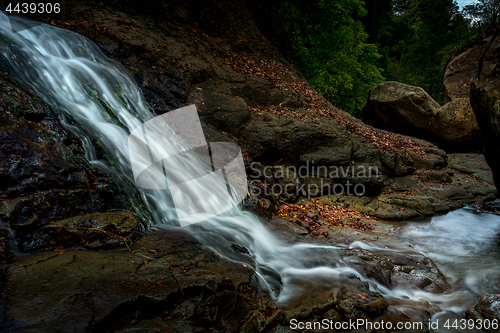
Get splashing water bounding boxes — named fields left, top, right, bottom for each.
left=2, top=14, right=500, bottom=314
left=0, top=14, right=358, bottom=301
left=401, top=209, right=500, bottom=296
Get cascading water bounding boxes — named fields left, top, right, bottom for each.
left=0, top=13, right=359, bottom=302
left=2, top=13, right=500, bottom=319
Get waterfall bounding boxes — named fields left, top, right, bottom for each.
left=0, top=13, right=358, bottom=301
left=3, top=15, right=499, bottom=314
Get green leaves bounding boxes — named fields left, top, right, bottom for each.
left=260, top=0, right=383, bottom=116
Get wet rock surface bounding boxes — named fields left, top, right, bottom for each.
left=1, top=230, right=260, bottom=333
left=0, top=75, right=136, bottom=255
left=466, top=295, right=500, bottom=331
left=0, top=2, right=499, bottom=332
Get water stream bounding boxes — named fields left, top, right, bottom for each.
left=1, top=13, right=499, bottom=320
left=0, top=13, right=353, bottom=301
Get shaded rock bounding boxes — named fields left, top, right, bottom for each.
left=191, top=87, right=252, bottom=135
left=448, top=153, right=495, bottom=184
left=362, top=81, right=440, bottom=139
left=337, top=281, right=387, bottom=320
left=41, top=212, right=143, bottom=250
left=133, top=69, right=189, bottom=115
left=470, top=28, right=500, bottom=194
left=444, top=31, right=496, bottom=102
left=406, top=147, right=447, bottom=170
left=431, top=98, right=482, bottom=149
left=374, top=310, right=428, bottom=333
left=266, top=218, right=309, bottom=239
left=364, top=82, right=482, bottom=150
left=341, top=249, right=394, bottom=288
left=0, top=75, right=133, bottom=252
left=0, top=230, right=265, bottom=333
left=299, top=146, right=352, bottom=166
left=0, top=221, right=10, bottom=261
left=422, top=170, right=454, bottom=183
left=433, top=311, right=479, bottom=333
left=318, top=194, right=451, bottom=221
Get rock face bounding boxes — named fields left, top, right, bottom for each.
left=363, top=81, right=482, bottom=150
left=444, top=32, right=495, bottom=103
left=0, top=75, right=137, bottom=255
left=470, top=29, right=500, bottom=193
left=362, top=81, right=440, bottom=139
left=431, top=98, right=482, bottom=148
left=32, top=0, right=454, bottom=198
left=0, top=2, right=498, bottom=331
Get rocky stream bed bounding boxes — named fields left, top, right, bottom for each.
left=1, top=1, right=500, bottom=332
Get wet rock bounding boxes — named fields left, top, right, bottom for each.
left=0, top=75, right=134, bottom=252
left=341, top=249, right=394, bottom=288
left=133, top=69, right=189, bottom=115
left=341, top=248, right=450, bottom=294
left=338, top=281, right=387, bottom=320
left=232, top=243, right=250, bottom=255
left=0, top=221, right=10, bottom=261
left=466, top=295, right=500, bottom=330
left=434, top=311, right=479, bottom=333
left=1, top=230, right=269, bottom=333
left=41, top=212, right=143, bottom=250
left=373, top=309, right=428, bottom=333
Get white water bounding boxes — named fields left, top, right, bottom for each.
left=0, top=13, right=358, bottom=301
left=401, top=208, right=500, bottom=296
left=345, top=208, right=500, bottom=314
left=1, top=14, right=499, bottom=315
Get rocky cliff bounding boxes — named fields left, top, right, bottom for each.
left=471, top=27, right=500, bottom=193
left=1, top=1, right=499, bottom=332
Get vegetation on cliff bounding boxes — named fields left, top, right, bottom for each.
left=254, top=0, right=499, bottom=115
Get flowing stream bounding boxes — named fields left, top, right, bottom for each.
left=0, top=13, right=355, bottom=301
left=1, top=13, right=500, bottom=319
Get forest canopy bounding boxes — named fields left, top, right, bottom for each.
left=255, top=0, right=499, bottom=117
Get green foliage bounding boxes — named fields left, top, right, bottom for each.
left=362, top=0, right=476, bottom=104
left=257, top=0, right=483, bottom=115
left=258, top=0, right=384, bottom=116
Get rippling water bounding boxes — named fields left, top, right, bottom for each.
left=402, top=208, right=500, bottom=296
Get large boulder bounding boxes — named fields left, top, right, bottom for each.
left=431, top=98, right=482, bottom=149
left=470, top=28, right=500, bottom=194
left=363, top=81, right=482, bottom=150
left=362, top=81, right=440, bottom=139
